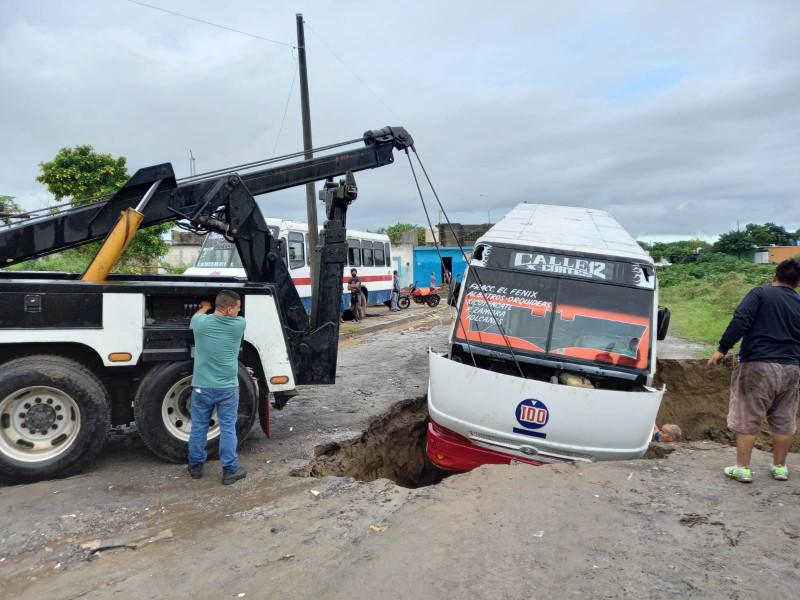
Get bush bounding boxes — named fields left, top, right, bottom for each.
left=658, top=260, right=777, bottom=349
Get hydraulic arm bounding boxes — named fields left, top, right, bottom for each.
left=0, top=127, right=412, bottom=266
left=0, top=126, right=414, bottom=386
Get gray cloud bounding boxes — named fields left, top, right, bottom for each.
left=1, top=1, right=797, bottom=241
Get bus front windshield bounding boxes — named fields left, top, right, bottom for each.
left=195, top=228, right=280, bottom=269
left=195, top=233, right=236, bottom=268
left=454, top=267, right=653, bottom=370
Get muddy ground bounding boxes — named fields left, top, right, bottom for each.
left=1, top=304, right=798, bottom=599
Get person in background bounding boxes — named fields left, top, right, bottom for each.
left=390, top=270, right=401, bottom=312
left=188, top=290, right=247, bottom=485
left=708, top=258, right=800, bottom=483
left=653, top=423, right=682, bottom=442
left=430, top=271, right=436, bottom=288
left=348, top=268, right=363, bottom=323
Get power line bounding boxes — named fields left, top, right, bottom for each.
left=125, top=0, right=295, bottom=48
left=273, top=61, right=299, bottom=157
left=304, top=21, right=405, bottom=126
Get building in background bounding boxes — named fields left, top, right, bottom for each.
left=754, top=244, right=800, bottom=264
left=164, top=230, right=203, bottom=269
left=413, top=246, right=471, bottom=288
left=435, top=222, right=491, bottom=247
left=391, top=229, right=418, bottom=287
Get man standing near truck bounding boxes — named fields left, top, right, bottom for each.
left=708, top=259, right=800, bottom=483
left=348, top=268, right=363, bottom=322
left=188, top=290, right=248, bottom=485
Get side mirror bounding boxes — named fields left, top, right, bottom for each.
left=657, top=306, right=671, bottom=341
left=448, top=281, right=462, bottom=306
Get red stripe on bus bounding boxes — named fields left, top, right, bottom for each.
left=346, top=275, right=392, bottom=283
left=290, top=274, right=392, bottom=286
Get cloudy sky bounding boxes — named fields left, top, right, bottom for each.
left=1, top=1, right=798, bottom=241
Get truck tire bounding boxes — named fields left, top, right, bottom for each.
left=134, top=361, right=258, bottom=464
left=426, top=295, right=441, bottom=307
left=398, top=296, right=411, bottom=309
left=0, top=355, right=111, bottom=485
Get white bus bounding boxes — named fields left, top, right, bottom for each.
left=427, top=204, right=670, bottom=470
left=184, top=218, right=393, bottom=314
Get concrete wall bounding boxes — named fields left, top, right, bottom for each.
left=768, top=246, right=800, bottom=264
left=392, top=243, right=416, bottom=287
left=436, top=223, right=491, bottom=247
left=163, top=230, right=203, bottom=268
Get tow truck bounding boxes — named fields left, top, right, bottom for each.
left=0, top=126, right=413, bottom=484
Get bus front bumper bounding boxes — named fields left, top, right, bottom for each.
left=426, top=420, right=543, bottom=472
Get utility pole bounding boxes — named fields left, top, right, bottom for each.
left=296, top=13, right=320, bottom=326
left=189, top=150, right=196, bottom=176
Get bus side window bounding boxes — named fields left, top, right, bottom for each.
left=348, top=239, right=361, bottom=267
left=288, top=232, right=305, bottom=270
left=362, top=241, right=374, bottom=267
left=384, top=242, right=391, bottom=267
left=374, top=243, right=385, bottom=267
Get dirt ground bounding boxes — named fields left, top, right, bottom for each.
left=1, top=303, right=798, bottom=599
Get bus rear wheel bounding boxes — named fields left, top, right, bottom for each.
left=134, top=361, right=258, bottom=463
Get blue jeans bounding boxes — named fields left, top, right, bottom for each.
left=390, top=291, right=399, bottom=310
left=189, top=387, right=239, bottom=472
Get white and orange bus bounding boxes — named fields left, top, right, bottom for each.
left=184, top=218, right=392, bottom=314
left=427, top=204, right=671, bottom=471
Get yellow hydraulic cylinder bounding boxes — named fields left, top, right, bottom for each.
left=81, top=178, right=163, bottom=283
left=81, top=208, right=144, bottom=282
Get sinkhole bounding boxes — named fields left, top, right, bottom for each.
left=292, top=397, right=446, bottom=489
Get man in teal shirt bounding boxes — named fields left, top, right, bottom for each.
left=188, top=290, right=247, bottom=485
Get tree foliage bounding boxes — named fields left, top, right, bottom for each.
left=36, top=145, right=171, bottom=269
left=375, top=222, right=426, bottom=246
left=0, top=195, right=25, bottom=225
left=713, top=230, right=752, bottom=258
left=639, top=239, right=712, bottom=264
left=37, top=145, right=128, bottom=206
left=743, top=222, right=793, bottom=247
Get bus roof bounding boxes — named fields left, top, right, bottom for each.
left=261, top=218, right=388, bottom=241
left=477, top=204, right=652, bottom=263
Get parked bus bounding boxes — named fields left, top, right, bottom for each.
left=184, top=219, right=393, bottom=314
left=427, top=204, right=670, bottom=471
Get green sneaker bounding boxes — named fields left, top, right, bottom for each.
left=724, top=465, right=752, bottom=483
left=770, top=464, right=788, bottom=481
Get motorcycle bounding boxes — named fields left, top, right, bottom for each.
left=397, top=283, right=441, bottom=308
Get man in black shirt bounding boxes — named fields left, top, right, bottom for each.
left=708, top=259, right=800, bottom=483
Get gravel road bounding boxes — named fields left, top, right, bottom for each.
left=1, top=304, right=797, bottom=599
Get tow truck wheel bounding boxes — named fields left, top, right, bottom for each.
left=134, top=361, right=257, bottom=463
left=398, top=296, right=411, bottom=309
left=0, top=355, right=111, bottom=485
left=426, top=295, right=441, bottom=307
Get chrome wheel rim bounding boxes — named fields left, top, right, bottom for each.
left=0, top=386, right=81, bottom=463
left=160, top=376, right=219, bottom=442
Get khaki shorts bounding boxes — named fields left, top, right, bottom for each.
left=727, top=361, right=800, bottom=435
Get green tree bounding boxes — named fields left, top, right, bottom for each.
left=744, top=222, right=793, bottom=247
left=376, top=222, right=426, bottom=246
left=36, top=145, right=171, bottom=269
left=714, top=230, right=752, bottom=258
left=645, top=239, right=712, bottom=263
left=0, top=196, right=25, bottom=225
